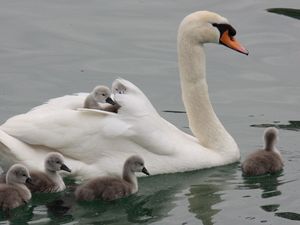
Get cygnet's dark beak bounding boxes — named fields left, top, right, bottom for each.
left=60, top=164, right=71, bottom=173
left=105, top=97, right=116, bottom=105
left=26, top=177, right=33, bottom=185
left=142, top=167, right=150, bottom=176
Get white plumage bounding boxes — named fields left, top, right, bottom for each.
left=0, top=11, right=247, bottom=179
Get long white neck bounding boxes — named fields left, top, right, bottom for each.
left=177, top=34, right=238, bottom=153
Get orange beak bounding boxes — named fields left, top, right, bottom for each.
left=220, top=30, right=249, bottom=55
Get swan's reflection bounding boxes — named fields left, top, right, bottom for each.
left=186, top=164, right=238, bottom=225
left=187, top=184, right=221, bottom=225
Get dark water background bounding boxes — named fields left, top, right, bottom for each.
left=0, top=0, right=299, bottom=224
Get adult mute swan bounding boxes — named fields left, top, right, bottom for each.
left=0, top=11, right=248, bottom=179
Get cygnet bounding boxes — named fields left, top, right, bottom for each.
left=26, top=152, right=71, bottom=193
left=0, top=164, right=32, bottom=210
left=75, top=155, right=149, bottom=201
left=84, top=85, right=119, bottom=112
left=242, top=127, right=284, bottom=176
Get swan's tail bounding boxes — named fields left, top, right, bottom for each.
left=0, top=129, right=47, bottom=171
left=0, top=130, right=99, bottom=180
left=264, top=127, right=278, bottom=151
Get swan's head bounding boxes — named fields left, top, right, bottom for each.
left=6, top=164, right=32, bottom=185
left=45, top=152, right=71, bottom=173
left=111, top=78, right=157, bottom=115
left=178, top=11, right=248, bottom=55
left=124, top=155, right=150, bottom=175
left=92, top=85, right=115, bottom=105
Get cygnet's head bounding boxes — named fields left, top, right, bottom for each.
left=111, top=79, right=157, bottom=115
left=92, top=85, right=115, bottom=105
left=6, top=164, right=32, bottom=185
left=178, top=11, right=248, bottom=55
left=45, top=152, right=71, bottom=173
left=125, top=155, right=150, bottom=175
left=111, top=79, right=142, bottom=96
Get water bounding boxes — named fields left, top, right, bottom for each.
left=0, top=0, right=299, bottom=224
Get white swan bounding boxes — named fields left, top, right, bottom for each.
left=0, top=11, right=248, bottom=179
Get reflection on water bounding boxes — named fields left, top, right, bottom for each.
left=186, top=164, right=239, bottom=225
left=267, top=8, right=300, bottom=20
left=162, top=110, right=186, bottom=114
left=0, top=205, right=34, bottom=225
left=0, top=163, right=298, bottom=224
left=187, top=184, right=221, bottom=225
left=242, top=173, right=283, bottom=198
left=261, top=204, right=280, bottom=212
left=275, top=212, right=300, bottom=221
left=53, top=178, right=180, bottom=224
left=251, top=121, right=300, bottom=131
left=0, top=165, right=239, bottom=225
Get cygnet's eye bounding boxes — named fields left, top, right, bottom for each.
left=23, top=174, right=26, bottom=177
left=102, top=94, right=106, bottom=96
left=56, top=161, right=60, bottom=164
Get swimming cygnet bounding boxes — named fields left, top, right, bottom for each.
left=242, top=127, right=284, bottom=176
left=0, top=164, right=32, bottom=210
left=75, top=155, right=150, bottom=201
left=26, top=152, right=71, bottom=193
left=84, top=85, right=119, bottom=112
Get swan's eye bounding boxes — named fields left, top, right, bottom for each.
left=212, top=23, right=236, bottom=37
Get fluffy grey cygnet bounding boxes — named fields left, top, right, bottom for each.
left=242, top=127, right=284, bottom=176
left=0, top=164, right=32, bottom=210
left=75, top=155, right=150, bottom=201
left=26, top=152, right=71, bottom=193
left=84, top=85, right=119, bottom=112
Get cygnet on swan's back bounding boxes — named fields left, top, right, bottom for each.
left=0, top=164, right=32, bottom=210
left=26, top=152, right=71, bottom=193
left=75, top=155, right=149, bottom=201
left=242, top=127, right=284, bottom=176
left=84, top=85, right=119, bottom=112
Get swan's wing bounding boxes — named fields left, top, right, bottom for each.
left=30, top=94, right=87, bottom=113
left=1, top=109, right=132, bottom=159
left=76, top=108, right=116, bottom=116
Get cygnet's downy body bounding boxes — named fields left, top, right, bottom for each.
left=75, top=155, right=149, bottom=201
left=84, top=85, right=119, bottom=112
left=0, top=164, right=32, bottom=210
left=242, top=127, right=284, bottom=176
left=26, top=152, right=71, bottom=193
